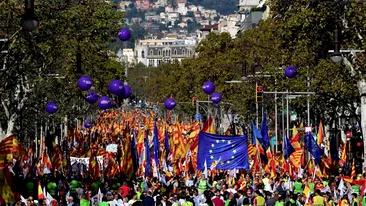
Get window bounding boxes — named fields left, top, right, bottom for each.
left=141, top=51, right=145, bottom=58
left=158, top=50, right=161, bottom=56
left=150, top=50, right=153, bottom=56
left=163, top=50, right=166, bottom=56
left=182, top=49, right=186, bottom=55
left=149, top=60, right=154, bottom=66
left=174, top=49, right=177, bottom=55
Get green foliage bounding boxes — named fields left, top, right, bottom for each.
left=135, top=0, right=366, bottom=126
left=0, top=0, right=125, bottom=139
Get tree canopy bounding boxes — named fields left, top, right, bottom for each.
left=0, top=0, right=124, bottom=141
left=130, top=0, right=366, bottom=127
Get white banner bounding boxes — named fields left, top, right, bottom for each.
left=106, top=144, right=118, bottom=153
left=70, top=156, right=103, bottom=170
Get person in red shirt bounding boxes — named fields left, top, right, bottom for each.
left=119, top=181, right=131, bottom=198
left=212, top=191, right=225, bottom=206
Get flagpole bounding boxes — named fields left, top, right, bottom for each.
left=35, top=121, right=38, bottom=158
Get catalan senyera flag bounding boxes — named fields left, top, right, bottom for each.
left=291, top=126, right=301, bottom=150
left=256, top=138, right=265, bottom=155
left=266, top=147, right=272, bottom=159
left=317, top=120, right=324, bottom=146
left=339, top=142, right=347, bottom=166
left=172, top=123, right=187, bottom=160
left=351, top=159, right=356, bottom=178
left=202, top=116, right=215, bottom=134
left=123, top=130, right=134, bottom=179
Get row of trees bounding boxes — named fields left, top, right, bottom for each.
left=0, top=0, right=125, bottom=141
left=129, top=0, right=366, bottom=129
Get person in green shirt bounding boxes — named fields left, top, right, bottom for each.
left=80, top=194, right=91, bottom=206
left=98, top=196, right=109, bottom=206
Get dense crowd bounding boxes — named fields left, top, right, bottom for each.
left=13, top=168, right=366, bottom=206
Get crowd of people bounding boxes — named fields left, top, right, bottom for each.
left=1, top=109, right=363, bottom=206
left=14, top=169, right=366, bottom=206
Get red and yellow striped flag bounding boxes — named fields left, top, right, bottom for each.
left=351, top=159, right=356, bottom=178
left=317, top=120, right=324, bottom=146
left=256, top=138, right=265, bottom=155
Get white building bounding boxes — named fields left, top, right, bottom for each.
left=219, top=14, right=239, bottom=38
left=116, top=48, right=135, bottom=65
left=237, top=0, right=269, bottom=33
left=134, top=37, right=197, bottom=67
left=176, top=3, right=188, bottom=15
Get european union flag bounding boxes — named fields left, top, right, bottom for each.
left=283, top=135, right=295, bottom=159
left=197, top=132, right=249, bottom=170
left=304, top=133, right=323, bottom=165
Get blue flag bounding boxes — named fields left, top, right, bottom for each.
left=164, top=129, right=170, bottom=158
left=153, top=121, right=159, bottom=166
left=145, top=131, right=151, bottom=177
left=304, top=133, right=323, bottom=165
left=261, top=112, right=270, bottom=146
left=251, top=121, right=262, bottom=145
left=197, top=132, right=249, bottom=170
left=283, top=135, right=295, bottom=159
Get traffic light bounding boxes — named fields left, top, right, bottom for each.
left=351, top=137, right=364, bottom=158
left=256, top=86, right=263, bottom=102
left=192, top=97, right=197, bottom=106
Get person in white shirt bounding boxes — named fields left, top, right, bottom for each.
left=186, top=174, right=195, bottom=187
left=113, top=194, right=123, bottom=206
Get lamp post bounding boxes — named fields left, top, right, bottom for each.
left=21, top=0, right=39, bottom=32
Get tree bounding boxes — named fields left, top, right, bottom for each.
left=0, top=0, right=125, bottom=141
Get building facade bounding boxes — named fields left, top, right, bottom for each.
left=134, top=37, right=197, bottom=67
left=237, top=0, right=269, bottom=33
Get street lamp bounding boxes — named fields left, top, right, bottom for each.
left=330, top=25, right=343, bottom=64
left=20, top=0, right=39, bottom=32
left=75, top=51, right=83, bottom=78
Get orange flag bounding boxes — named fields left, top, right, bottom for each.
left=317, top=120, right=324, bottom=146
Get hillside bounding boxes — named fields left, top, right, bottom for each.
left=188, top=0, right=237, bottom=15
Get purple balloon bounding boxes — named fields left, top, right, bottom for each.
left=118, top=28, right=131, bottom=41
left=211, top=92, right=222, bottom=104
left=109, top=79, right=124, bottom=96
left=202, top=81, right=215, bottom=95
left=98, top=96, right=111, bottom=110
left=85, top=91, right=98, bottom=104
left=164, top=98, right=176, bottom=110
left=284, top=66, right=297, bottom=79
left=120, top=85, right=132, bottom=99
left=84, top=122, right=92, bottom=129
left=77, top=76, right=93, bottom=91
left=45, top=101, right=58, bottom=114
